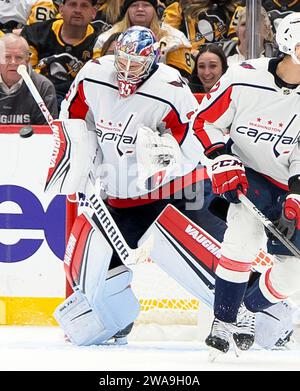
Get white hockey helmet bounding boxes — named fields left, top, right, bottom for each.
left=276, top=12, right=300, bottom=64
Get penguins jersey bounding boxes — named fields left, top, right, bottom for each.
left=60, top=56, right=201, bottom=199
left=21, top=19, right=100, bottom=95
left=262, top=0, right=300, bottom=31
left=0, top=0, right=56, bottom=30
left=193, top=57, right=300, bottom=187
left=162, top=2, right=238, bottom=51
left=27, top=0, right=57, bottom=25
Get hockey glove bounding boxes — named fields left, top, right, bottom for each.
left=210, top=154, right=248, bottom=203
left=275, top=194, right=300, bottom=239
left=136, top=125, right=182, bottom=191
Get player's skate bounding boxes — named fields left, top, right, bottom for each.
left=205, top=317, right=234, bottom=361
left=233, top=303, right=255, bottom=351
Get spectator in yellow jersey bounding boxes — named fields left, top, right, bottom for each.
left=162, top=0, right=239, bottom=56
left=94, top=0, right=193, bottom=79
left=21, top=0, right=100, bottom=107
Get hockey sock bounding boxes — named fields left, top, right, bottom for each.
left=214, top=276, right=248, bottom=323
left=244, top=277, right=276, bottom=312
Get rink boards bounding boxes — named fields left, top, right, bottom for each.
left=0, top=125, right=66, bottom=325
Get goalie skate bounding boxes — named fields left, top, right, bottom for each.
left=110, top=322, right=135, bottom=345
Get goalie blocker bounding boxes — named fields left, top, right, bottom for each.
left=43, top=118, right=100, bottom=195
left=54, top=213, right=140, bottom=346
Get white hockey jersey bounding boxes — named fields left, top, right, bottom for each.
left=0, top=0, right=58, bottom=30
left=193, top=57, right=300, bottom=188
left=1, top=0, right=36, bottom=24
left=60, top=56, right=201, bottom=200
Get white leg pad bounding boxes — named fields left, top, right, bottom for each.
left=138, top=204, right=217, bottom=307
left=54, top=266, right=140, bottom=346
left=55, top=213, right=140, bottom=345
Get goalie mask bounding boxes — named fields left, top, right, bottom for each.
left=276, top=12, right=300, bottom=65
left=114, top=26, right=159, bottom=97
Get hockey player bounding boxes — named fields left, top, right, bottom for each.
left=56, top=25, right=227, bottom=345
left=192, top=12, right=300, bottom=357
left=94, top=0, right=193, bottom=80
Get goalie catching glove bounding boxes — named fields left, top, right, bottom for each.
left=136, top=125, right=182, bottom=191
left=209, top=154, right=248, bottom=203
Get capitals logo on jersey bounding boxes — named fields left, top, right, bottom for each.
left=236, top=114, right=300, bottom=157
left=96, top=113, right=136, bottom=157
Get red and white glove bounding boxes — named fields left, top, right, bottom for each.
left=276, top=194, right=300, bottom=239
left=210, top=154, right=248, bottom=203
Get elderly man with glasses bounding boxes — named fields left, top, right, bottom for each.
left=0, top=33, right=57, bottom=125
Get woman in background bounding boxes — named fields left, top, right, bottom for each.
left=189, top=43, right=228, bottom=96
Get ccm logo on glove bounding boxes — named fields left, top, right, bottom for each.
left=212, top=158, right=244, bottom=170
left=210, top=154, right=248, bottom=203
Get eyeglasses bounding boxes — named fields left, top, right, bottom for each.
left=3, top=54, right=29, bottom=64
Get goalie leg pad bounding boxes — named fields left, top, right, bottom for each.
left=54, top=266, right=140, bottom=346
left=138, top=204, right=217, bottom=307
left=255, top=301, right=294, bottom=349
left=56, top=213, right=140, bottom=345
left=139, top=205, right=295, bottom=350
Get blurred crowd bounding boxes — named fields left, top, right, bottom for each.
left=1, top=0, right=299, bottom=122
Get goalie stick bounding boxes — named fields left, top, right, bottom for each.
left=17, top=64, right=153, bottom=266
left=238, top=191, right=300, bottom=258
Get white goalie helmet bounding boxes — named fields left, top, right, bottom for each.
left=276, top=12, right=300, bottom=64
left=114, top=26, right=159, bottom=97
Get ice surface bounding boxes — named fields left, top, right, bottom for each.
left=0, top=326, right=299, bottom=372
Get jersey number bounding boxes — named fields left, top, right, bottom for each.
left=35, top=7, right=56, bottom=22
left=185, top=52, right=192, bottom=68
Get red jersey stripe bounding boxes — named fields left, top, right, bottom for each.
left=69, top=81, right=89, bottom=120
left=219, top=255, right=252, bottom=272
left=162, top=108, right=188, bottom=144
